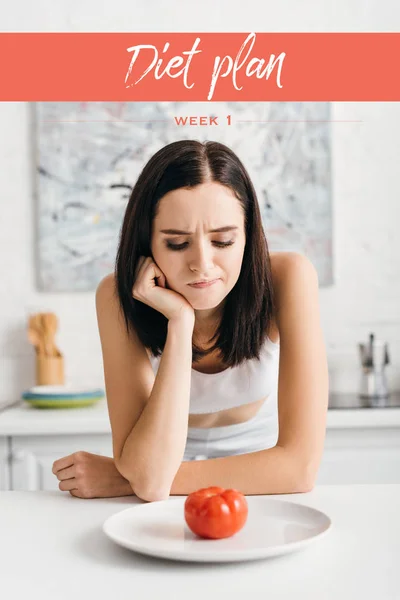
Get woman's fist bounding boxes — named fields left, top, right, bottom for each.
left=132, top=256, right=195, bottom=323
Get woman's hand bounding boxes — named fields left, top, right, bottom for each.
left=133, top=256, right=195, bottom=323
left=52, top=451, right=134, bottom=498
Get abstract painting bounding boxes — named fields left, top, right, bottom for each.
left=35, top=102, right=332, bottom=291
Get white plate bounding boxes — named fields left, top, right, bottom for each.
left=103, top=496, right=332, bottom=563
left=26, top=385, right=102, bottom=396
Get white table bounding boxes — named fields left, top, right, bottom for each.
left=0, top=485, right=398, bottom=600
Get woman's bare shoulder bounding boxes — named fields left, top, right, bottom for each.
left=95, top=272, right=149, bottom=354
left=269, top=251, right=318, bottom=310
left=95, top=272, right=128, bottom=334
left=96, top=272, right=117, bottom=300
left=95, top=272, right=127, bottom=319
left=270, top=251, right=317, bottom=288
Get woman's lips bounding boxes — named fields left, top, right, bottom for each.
left=188, top=279, right=219, bottom=289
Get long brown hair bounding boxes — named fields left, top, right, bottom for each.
left=115, top=139, right=275, bottom=366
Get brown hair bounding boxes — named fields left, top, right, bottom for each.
left=115, top=139, right=275, bottom=366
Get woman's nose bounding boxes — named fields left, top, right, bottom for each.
left=188, top=242, right=214, bottom=272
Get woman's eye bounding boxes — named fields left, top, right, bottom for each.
left=166, top=242, right=188, bottom=251
left=166, top=241, right=234, bottom=251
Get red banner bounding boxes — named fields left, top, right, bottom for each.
left=0, top=32, right=399, bottom=101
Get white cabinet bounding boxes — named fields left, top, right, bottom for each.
left=1, top=402, right=400, bottom=490
left=317, top=426, right=400, bottom=484
left=0, top=437, right=10, bottom=491
left=10, top=434, right=113, bottom=491
left=4, top=427, right=400, bottom=490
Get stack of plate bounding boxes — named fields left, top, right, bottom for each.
left=22, top=385, right=105, bottom=409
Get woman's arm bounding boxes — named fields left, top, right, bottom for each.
left=169, top=253, right=328, bottom=495
left=97, top=274, right=194, bottom=502
left=116, top=317, right=194, bottom=501
left=171, top=446, right=309, bottom=495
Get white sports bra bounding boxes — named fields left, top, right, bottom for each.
left=148, top=336, right=280, bottom=415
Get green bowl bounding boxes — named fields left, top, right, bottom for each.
left=21, top=386, right=105, bottom=409
left=23, top=396, right=104, bottom=409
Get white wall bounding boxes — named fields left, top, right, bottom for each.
left=0, top=0, right=400, bottom=409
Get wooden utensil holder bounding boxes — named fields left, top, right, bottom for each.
left=36, top=354, right=65, bottom=386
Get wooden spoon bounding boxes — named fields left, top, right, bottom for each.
left=41, top=313, right=57, bottom=357
left=28, top=314, right=49, bottom=356
left=27, top=324, right=45, bottom=355
left=43, top=313, right=60, bottom=356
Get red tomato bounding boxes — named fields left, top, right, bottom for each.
left=184, top=486, right=248, bottom=539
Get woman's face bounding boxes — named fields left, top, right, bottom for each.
left=151, top=182, right=246, bottom=318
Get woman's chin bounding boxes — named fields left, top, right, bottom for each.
left=180, top=285, right=226, bottom=311
left=189, top=299, right=222, bottom=310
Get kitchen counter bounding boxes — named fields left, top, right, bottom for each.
left=1, top=397, right=400, bottom=436
left=0, top=485, right=398, bottom=600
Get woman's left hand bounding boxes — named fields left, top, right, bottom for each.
left=52, top=451, right=135, bottom=498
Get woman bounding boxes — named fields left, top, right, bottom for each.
left=52, top=140, right=328, bottom=501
